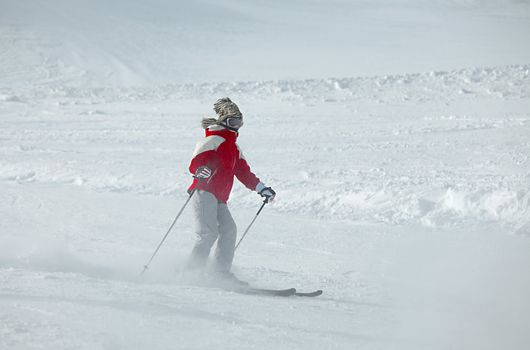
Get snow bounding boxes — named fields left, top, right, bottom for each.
left=2, top=0, right=530, bottom=85
left=1, top=1, right=530, bottom=349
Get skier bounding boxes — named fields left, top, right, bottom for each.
left=186, top=97, right=276, bottom=282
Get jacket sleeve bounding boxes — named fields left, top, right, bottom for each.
left=235, top=145, right=261, bottom=191
left=189, top=136, right=223, bottom=175
left=189, top=150, right=218, bottom=175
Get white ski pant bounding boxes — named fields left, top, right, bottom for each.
left=188, top=190, right=237, bottom=272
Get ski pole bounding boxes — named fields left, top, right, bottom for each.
left=234, top=198, right=269, bottom=251
left=140, top=182, right=200, bottom=275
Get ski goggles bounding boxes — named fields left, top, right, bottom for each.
left=223, top=115, right=244, bottom=129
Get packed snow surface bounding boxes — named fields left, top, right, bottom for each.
left=1, top=1, right=530, bottom=350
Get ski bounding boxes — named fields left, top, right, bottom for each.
left=244, top=287, right=297, bottom=297
left=213, top=276, right=322, bottom=298
left=237, top=287, right=323, bottom=297
left=295, top=290, right=323, bottom=297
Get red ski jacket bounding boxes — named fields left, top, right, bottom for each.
left=187, top=125, right=261, bottom=203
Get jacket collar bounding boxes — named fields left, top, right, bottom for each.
left=205, top=125, right=238, bottom=141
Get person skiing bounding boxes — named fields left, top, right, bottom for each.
left=186, top=97, right=276, bottom=281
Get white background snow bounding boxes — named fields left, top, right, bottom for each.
left=1, top=0, right=529, bottom=349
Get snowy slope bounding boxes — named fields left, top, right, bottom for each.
left=1, top=0, right=530, bottom=86
left=1, top=1, right=530, bottom=350
left=1, top=64, right=529, bottom=349
left=2, top=64, right=529, bottom=231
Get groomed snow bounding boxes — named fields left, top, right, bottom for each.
left=1, top=1, right=530, bottom=349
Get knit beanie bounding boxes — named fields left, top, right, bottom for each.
left=201, top=97, right=242, bottom=129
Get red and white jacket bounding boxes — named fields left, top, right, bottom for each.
left=188, top=125, right=261, bottom=203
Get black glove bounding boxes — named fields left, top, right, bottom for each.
left=194, top=166, right=212, bottom=179
left=258, top=186, right=276, bottom=202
